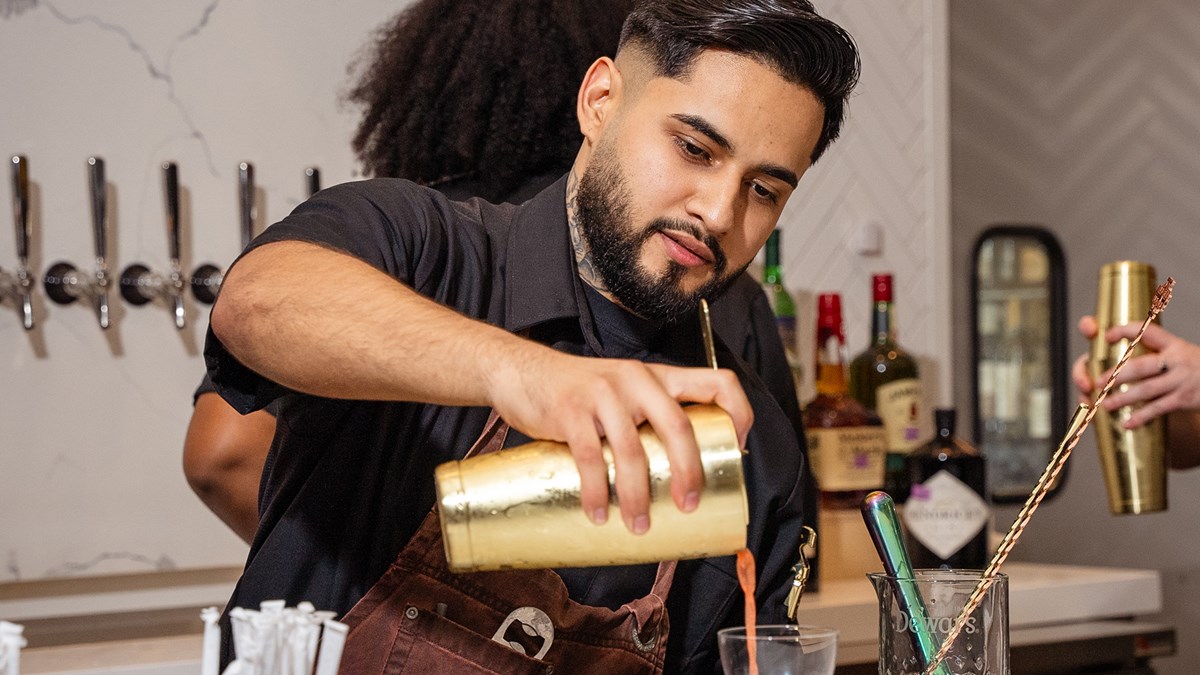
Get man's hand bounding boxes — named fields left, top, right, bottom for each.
left=486, top=348, right=752, bottom=535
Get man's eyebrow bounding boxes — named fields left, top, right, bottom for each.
left=670, top=113, right=799, bottom=189
left=759, top=164, right=799, bottom=189
left=671, top=113, right=734, bottom=153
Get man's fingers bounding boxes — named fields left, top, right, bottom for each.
left=638, top=391, right=703, bottom=514
left=565, top=425, right=611, bottom=526
left=651, top=365, right=753, bottom=449
left=595, top=405, right=652, bottom=534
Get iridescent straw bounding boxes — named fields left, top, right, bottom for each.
left=922, top=277, right=1175, bottom=675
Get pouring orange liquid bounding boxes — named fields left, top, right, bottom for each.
left=736, top=547, right=758, bottom=674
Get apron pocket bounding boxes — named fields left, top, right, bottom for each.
left=386, top=604, right=553, bottom=675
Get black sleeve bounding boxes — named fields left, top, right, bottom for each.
left=202, top=179, right=477, bottom=414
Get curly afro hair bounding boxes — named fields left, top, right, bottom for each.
left=346, top=0, right=633, bottom=203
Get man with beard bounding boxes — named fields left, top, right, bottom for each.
left=206, top=0, right=859, bottom=670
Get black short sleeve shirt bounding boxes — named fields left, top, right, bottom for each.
left=204, top=176, right=809, bottom=673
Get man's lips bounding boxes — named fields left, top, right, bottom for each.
left=657, top=229, right=715, bottom=267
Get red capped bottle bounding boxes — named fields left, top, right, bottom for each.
left=803, top=293, right=888, bottom=509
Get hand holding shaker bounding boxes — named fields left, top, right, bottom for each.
left=435, top=404, right=748, bottom=571
left=1088, top=261, right=1167, bottom=514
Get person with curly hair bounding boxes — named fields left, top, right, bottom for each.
left=184, top=0, right=633, bottom=543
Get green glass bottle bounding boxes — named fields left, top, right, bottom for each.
left=762, top=229, right=803, bottom=399
left=849, top=274, right=922, bottom=502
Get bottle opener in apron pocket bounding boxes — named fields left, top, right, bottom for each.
left=491, top=606, right=554, bottom=660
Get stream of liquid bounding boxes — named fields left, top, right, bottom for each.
left=735, top=548, right=758, bottom=675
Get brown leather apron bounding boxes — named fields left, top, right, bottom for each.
left=338, top=412, right=677, bottom=674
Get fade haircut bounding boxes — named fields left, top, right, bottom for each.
left=618, top=0, right=860, bottom=163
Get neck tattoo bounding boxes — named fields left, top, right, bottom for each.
left=566, top=169, right=608, bottom=294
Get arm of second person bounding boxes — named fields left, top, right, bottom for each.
left=210, top=240, right=754, bottom=532
left=183, top=392, right=274, bottom=543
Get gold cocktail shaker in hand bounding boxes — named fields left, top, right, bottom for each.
left=1089, top=261, right=1167, bottom=515
left=435, top=404, right=749, bottom=571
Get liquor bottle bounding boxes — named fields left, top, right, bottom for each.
left=803, top=294, right=888, bottom=510
left=761, top=229, right=804, bottom=400
left=902, top=408, right=989, bottom=569
left=849, top=274, right=922, bottom=501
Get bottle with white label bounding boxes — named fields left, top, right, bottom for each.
left=902, top=408, right=989, bottom=569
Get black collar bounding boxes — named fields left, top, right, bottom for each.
left=502, top=174, right=581, bottom=333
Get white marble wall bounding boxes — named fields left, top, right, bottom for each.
left=0, top=0, right=397, bottom=582
left=0, top=0, right=951, bottom=587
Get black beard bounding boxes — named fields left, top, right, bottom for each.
left=574, top=144, right=735, bottom=322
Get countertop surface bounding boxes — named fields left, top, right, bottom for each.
left=17, top=561, right=1164, bottom=673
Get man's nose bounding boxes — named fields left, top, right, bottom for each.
left=684, top=175, right=742, bottom=236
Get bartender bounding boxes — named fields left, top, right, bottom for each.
left=205, top=0, right=860, bottom=671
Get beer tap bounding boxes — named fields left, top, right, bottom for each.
left=190, top=162, right=255, bottom=305
left=305, top=166, right=321, bottom=196
left=43, top=156, right=112, bottom=329
left=0, top=155, right=34, bottom=330
left=118, top=162, right=186, bottom=329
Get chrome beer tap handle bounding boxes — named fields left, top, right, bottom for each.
left=89, top=156, right=111, bottom=329
left=2, top=155, right=34, bottom=329
left=119, top=162, right=186, bottom=329
left=190, top=162, right=255, bottom=305
left=305, top=166, right=320, bottom=197
left=43, top=157, right=111, bottom=329
left=238, top=162, right=255, bottom=250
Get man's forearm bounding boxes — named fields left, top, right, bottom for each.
left=210, top=240, right=536, bottom=407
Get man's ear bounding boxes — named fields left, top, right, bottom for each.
left=576, top=56, right=622, bottom=145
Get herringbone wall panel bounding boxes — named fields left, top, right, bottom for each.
left=952, top=2, right=1200, bottom=671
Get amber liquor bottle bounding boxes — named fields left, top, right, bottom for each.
left=803, top=294, right=888, bottom=510
left=903, top=408, right=989, bottom=569
left=849, top=274, right=922, bottom=501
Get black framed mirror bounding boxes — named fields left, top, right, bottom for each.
left=971, top=225, right=1068, bottom=502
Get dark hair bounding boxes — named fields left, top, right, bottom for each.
left=346, top=0, right=633, bottom=202
left=618, top=0, right=860, bottom=163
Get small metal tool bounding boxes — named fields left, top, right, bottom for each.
left=785, top=525, right=816, bottom=621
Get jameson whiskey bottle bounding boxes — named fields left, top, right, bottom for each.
left=849, top=274, right=922, bottom=501
left=761, top=229, right=804, bottom=399
left=803, top=294, right=888, bottom=510
left=903, top=409, right=989, bottom=569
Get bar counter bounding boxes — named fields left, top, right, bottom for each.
left=13, top=562, right=1176, bottom=673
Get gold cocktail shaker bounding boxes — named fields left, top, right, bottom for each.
left=1088, top=261, right=1167, bottom=515
left=435, top=404, right=749, bottom=571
